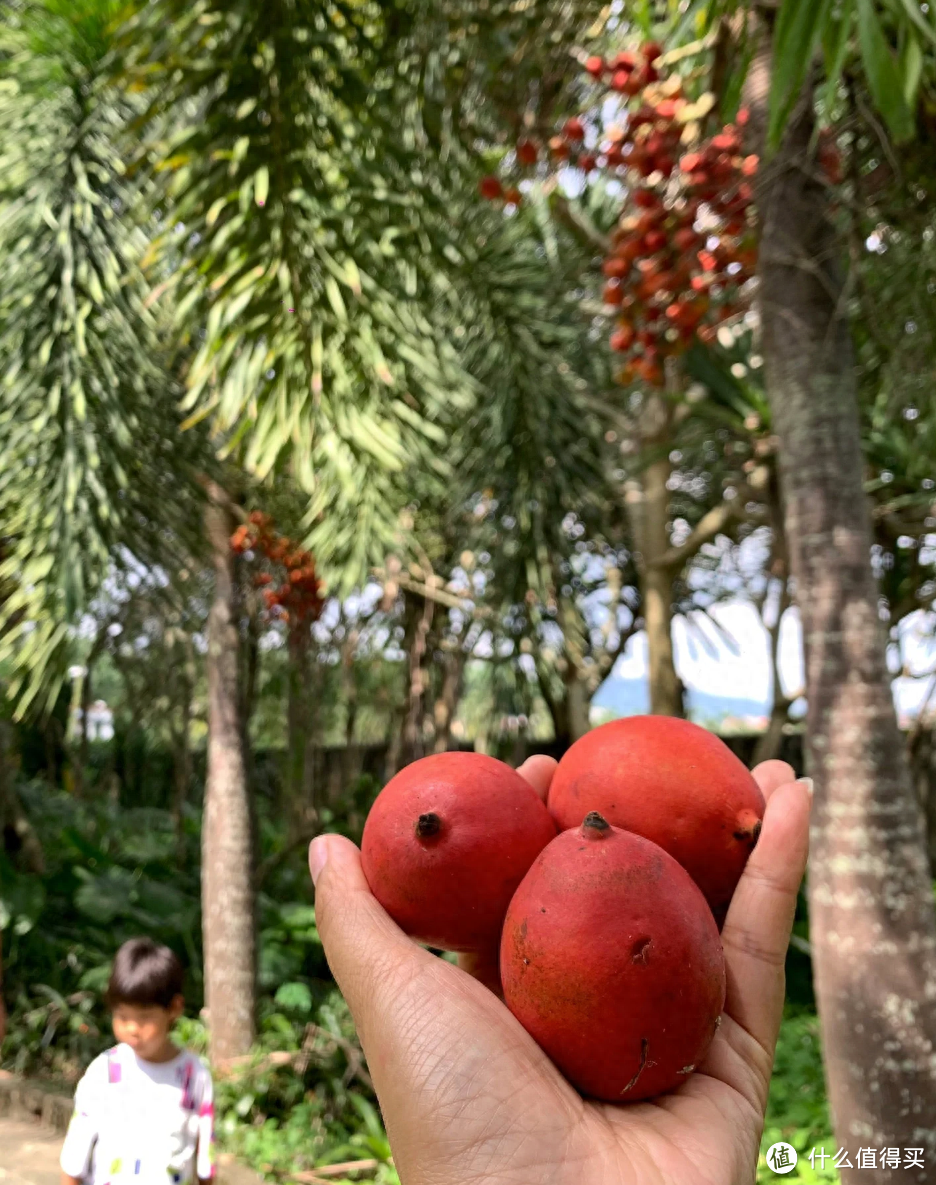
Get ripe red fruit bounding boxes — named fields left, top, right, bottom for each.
left=633, top=189, right=661, bottom=210
left=641, top=40, right=664, bottom=63
left=643, top=229, right=667, bottom=253
left=547, top=716, right=766, bottom=922
left=673, top=226, right=698, bottom=252
left=602, top=279, right=624, bottom=305
left=610, top=69, right=631, bottom=92
left=680, top=152, right=702, bottom=173
left=612, top=51, right=637, bottom=71
left=609, top=324, right=635, bottom=351
left=563, top=117, right=585, bottom=141
left=516, top=138, right=538, bottom=166
left=578, top=153, right=597, bottom=173
left=741, top=154, right=759, bottom=177
left=602, top=256, right=630, bottom=279
left=479, top=175, right=503, bottom=200
left=504, top=187, right=522, bottom=206
left=500, top=813, right=726, bottom=1102
left=361, top=752, right=557, bottom=952
left=585, top=55, right=605, bottom=77
left=655, top=98, right=680, bottom=120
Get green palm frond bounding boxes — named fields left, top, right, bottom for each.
left=0, top=0, right=209, bottom=714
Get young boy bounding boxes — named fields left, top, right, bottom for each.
left=60, top=937, right=215, bottom=1185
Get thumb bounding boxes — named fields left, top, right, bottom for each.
left=308, top=834, right=435, bottom=1046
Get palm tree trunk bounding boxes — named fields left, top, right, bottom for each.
left=626, top=393, right=683, bottom=717
left=202, top=481, right=256, bottom=1063
left=755, top=67, right=936, bottom=1163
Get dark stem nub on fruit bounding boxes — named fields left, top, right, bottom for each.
left=415, top=812, right=442, bottom=840
left=582, top=811, right=611, bottom=836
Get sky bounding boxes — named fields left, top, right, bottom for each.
left=603, top=600, right=936, bottom=721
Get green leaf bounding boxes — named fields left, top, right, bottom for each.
left=820, top=5, right=855, bottom=115
left=900, top=31, right=923, bottom=106
left=254, top=164, right=269, bottom=207
left=273, top=982, right=313, bottom=1013
left=768, top=0, right=835, bottom=147
left=857, top=0, right=915, bottom=141
left=891, top=0, right=936, bottom=48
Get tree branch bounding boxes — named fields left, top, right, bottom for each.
left=650, top=500, right=742, bottom=570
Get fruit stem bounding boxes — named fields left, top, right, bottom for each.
left=415, top=812, right=442, bottom=839
left=582, top=811, right=611, bottom=836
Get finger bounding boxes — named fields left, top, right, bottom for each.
left=751, top=760, right=796, bottom=801
left=517, top=754, right=558, bottom=803
left=309, top=835, right=437, bottom=1049
left=719, top=778, right=811, bottom=1056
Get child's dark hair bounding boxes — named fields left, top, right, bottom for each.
left=105, top=938, right=184, bottom=1010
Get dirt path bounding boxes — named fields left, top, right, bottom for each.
left=0, top=1115, right=62, bottom=1185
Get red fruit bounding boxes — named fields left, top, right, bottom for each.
left=585, top=55, right=605, bottom=77
left=711, top=131, right=740, bottom=153
left=673, top=226, right=698, bottom=252
left=516, top=138, right=538, bottom=166
left=643, top=229, right=667, bottom=253
left=741, top=154, right=759, bottom=177
left=602, top=279, right=624, bottom=305
left=680, top=152, right=702, bottom=174
left=623, top=70, right=645, bottom=96
left=610, top=324, right=635, bottom=351
left=547, top=716, right=766, bottom=921
left=549, top=135, right=570, bottom=160
left=578, top=153, right=597, bottom=173
left=610, top=69, right=631, bottom=93
left=655, top=98, right=680, bottom=120
left=479, top=175, right=503, bottom=200
left=501, top=813, right=726, bottom=1102
left=602, top=256, right=630, bottom=278
left=698, top=249, right=718, bottom=272
left=504, top=187, right=522, bottom=206
left=633, top=189, right=661, bottom=210
left=361, top=753, right=557, bottom=952
left=612, top=51, right=637, bottom=71
left=563, top=117, right=585, bottom=141
left=642, top=40, right=664, bottom=63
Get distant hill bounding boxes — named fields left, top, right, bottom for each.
left=591, top=676, right=774, bottom=728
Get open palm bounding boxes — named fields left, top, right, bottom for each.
left=309, top=757, right=811, bottom=1185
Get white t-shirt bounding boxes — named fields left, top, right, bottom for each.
left=60, top=1043, right=215, bottom=1185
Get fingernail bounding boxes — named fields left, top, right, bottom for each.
left=798, top=777, right=814, bottom=798
left=309, top=836, right=331, bottom=886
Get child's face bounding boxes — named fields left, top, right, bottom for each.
left=112, top=995, right=184, bottom=1060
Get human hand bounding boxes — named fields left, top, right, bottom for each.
left=309, top=756, right=811, bottom=1185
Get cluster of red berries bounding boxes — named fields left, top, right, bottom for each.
left=479, top=40, right=762, bottom=387
left=230, top=511, right=325, bottom=625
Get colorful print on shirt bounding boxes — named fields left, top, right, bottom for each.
left=59, top=1043, right=215, bottom=1185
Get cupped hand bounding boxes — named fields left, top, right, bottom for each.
left=308, top=755, right=811, bottom=1185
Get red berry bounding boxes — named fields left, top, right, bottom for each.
left=563, top=117, right=585, bottom=141
left=479, top=175, right=503, bottom=200
left=642, top=40, right=664, bottom=63
left=516, top=138, right=539, bottom=166
left=585, top=55, right=605, bottom=78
